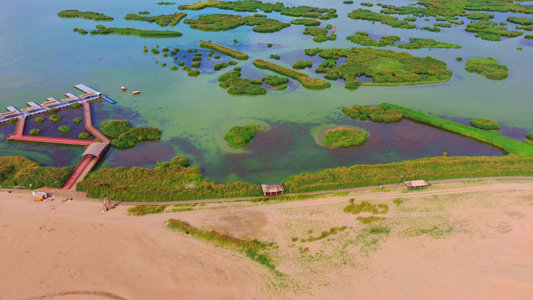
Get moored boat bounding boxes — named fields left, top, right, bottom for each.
left=121, top=86, right=127, bottom=92
left=133, top=91, right=141, bottom=95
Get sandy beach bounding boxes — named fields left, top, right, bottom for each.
left=1, top=179, right=533, bottom=299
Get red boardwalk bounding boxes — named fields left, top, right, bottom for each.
left=5, top=102, right=112, bottom=191
left=61, top=155, right=93, bottom=190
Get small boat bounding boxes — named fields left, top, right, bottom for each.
left=132, top=91, right=141, bottom=95
left=121, top=86, right=127, bottom=92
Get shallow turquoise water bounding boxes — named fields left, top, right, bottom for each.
left=0, top=0, right=532, bottom=184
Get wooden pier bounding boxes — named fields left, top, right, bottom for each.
left=5, top=101, right=111, bottom=190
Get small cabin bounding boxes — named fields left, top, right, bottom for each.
left=32, top=191, right=49, bottom=201
left=404, top=180, right=430, bottom=189
left=261, top=183, right=284, bottom=196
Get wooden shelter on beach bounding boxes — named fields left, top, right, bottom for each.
left=404, top=180, right=430, bottom=189
left=261, top=183, right=284, bottom=196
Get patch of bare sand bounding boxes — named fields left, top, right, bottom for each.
left=0, top=193, right=268, bottom=300
left=175, top=181, right=533, bottom=299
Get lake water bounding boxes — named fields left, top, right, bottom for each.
left=0, top=0, right=532, bottom=184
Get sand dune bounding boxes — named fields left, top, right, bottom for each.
left=1, top=180, right=533, bottom=299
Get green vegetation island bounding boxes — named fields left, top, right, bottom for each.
left=78, top=25, right=183, bottom=38
left=178, top=1, right=338, bottom=20
left=320, top=127, right=368, bottom=148
left=303, top=26, right=337, bottom=43
left=471, top=118, right=501, bottom=130
left=348, top=9, right=416, bottom=29
left=224, top=125, right=266, bottom=148
left=218, top=70, right=267, bottom=95
left=125, top=12, right=187, bottom=27
left=253, top=59, right=331, bottom=90
left=58, top=10, right=114, bottom=21
left=184, top=14, right=290, bottom=33
left=200, top=41, right=248, bottom=60
left=100, top=120, right=162, bottom=149
left=465, top=57, right=509, bottom=80
left=347, top=32, right=461, bottom=49
left=305, top=47, right=452, bottom=89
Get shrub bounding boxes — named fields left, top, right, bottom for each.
left=79, top=132, right=90, bottom=139
left=224, top=125, right=266, bottom=148
left=48, top=108, right=59, bottom=114
left=344, top=201, right=388, bottom=214
left=191, top=61, right=201, bottom=68
left=270, top=54, right=280, bottom=60
left=471, top=118, right=501, bottom=130
left=526, top=132, right=533, bottom=140
left=161, top=63, right=167, bottom=67
left=58, top=126, right=72, bottom=133
left=214, top=62, right=228, bottom=71
left=35, top=117, right=44, bottom=123
left=456, top=57, right=462, bottom=62
left=50, top=115, right=62, bottom=123
left=170, top=65, right=178, bottom=71
left=71, top=103, right=81, bottom=109
left=228, top=60, right=238, bottom=65
left=128, top=205, right=167, bottom=216
left=29, top=129, right=41, bottom=136
left=357, top=216, right=384, bottom=224
left=73, top=118, right=82, bottom=124
left=178, top=61, right=185, bottom=66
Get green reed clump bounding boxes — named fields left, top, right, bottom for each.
left=263, top=75, right=289, bottom=86
left=58, top=10, right=114, bottom=21
left=191, top=61, right=200, bottom=68
left=48, top=108, right=59, bottom=114
left=0, top=156, right=72, bottom=189
left=124, top=12, right=187, bottom=27
left=78, top=132, right=90, bottom=140
left=77, top=156, right=262, bottom=201
left=71, top=103, right=81, bottom=109
left=344, top=200, right=388, bottom=214
left=465, top=57, right=508, bottom=80
left=291, top=19, right=321, bottom=26
left=185, top=14, right=290, bottom=33
left=29, top=129, right=41, bottom=136
left=170, top=65, right=178, bottom=71
left=167, top=219, right=277, bottom=270
left=348, top=9, right=415, bottom=29
left=292, top=60, right=312, bottom=69
left=471, top=118, right=501, bottom=130
left=100, top=120, right=132, bottom=138
left=7, top=118, right=17, bottom=124
left=357, top=216, right=384, bottom=224
left=35, top=117, right=44, bottom=123
left=526, top=132, right=533, bottom=140
left=322, top=128, right=367, bottom=147
left=200, top=41, right=248, bottom=60
left=270, top=54, right=280, bottom=60
left=88, top=25, right=183, bottom=38
left=253, top=59, right=330, bottom=90
left=128, top=205, right=168, bottom=216
left=218, top=70, right=266, bottom=95
left=224, top=125, right=266, bottom=148
left=249, top=193, right=324, bottom=203
left=507, top=17, right=533, bottom=25
left=378, top=103, right=533, bottom=156
left=303, top=27, right=336, bottom=43
left=369, top=226, right=390, bottom=234
left=305, top=47, right=452, bottom=88
left=73, top=118, right=82, bottom=124
left=393, top=198, right=404, bottom=206
left=214, top=62, right=229, bottom=71
left=301, top=226, right=347, bottom=242
left=58, top=126, right=71, bottom=133
left=465, top=21, right=522, bottom=41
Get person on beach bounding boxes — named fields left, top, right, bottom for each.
left=102, top=197, right=112, bottom=212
